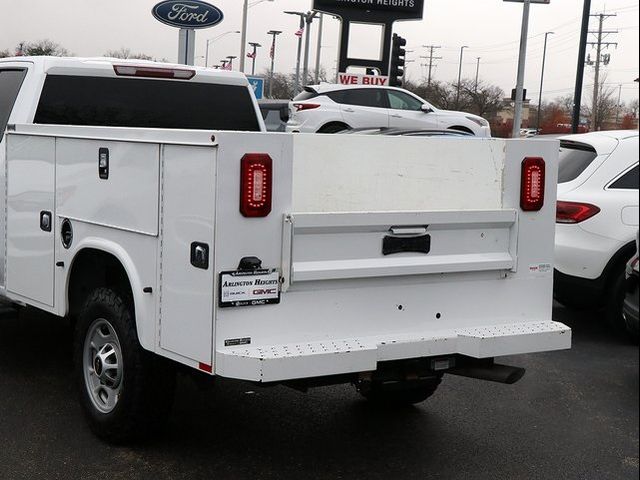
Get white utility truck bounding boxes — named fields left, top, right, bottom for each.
left=0, top=57, right=571, bottom=442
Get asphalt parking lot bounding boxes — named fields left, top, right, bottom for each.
left=0, top=303, right=637, bottom=480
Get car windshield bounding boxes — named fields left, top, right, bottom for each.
left=558, top=141, right=599, bottom=183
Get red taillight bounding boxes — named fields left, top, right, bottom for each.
left=556, top=201, right=601, bottom=224
left=240, top=154, right=273, bottom=218
left=294, top=103, right=321, bottom=112
left=520, top=157, right=546, bottom=211
left=113, top=65, right=196, bottom=80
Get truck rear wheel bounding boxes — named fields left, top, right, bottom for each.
left=358, top=376, right=442, bottom=405
left=74, top=287, right=175, bottom=443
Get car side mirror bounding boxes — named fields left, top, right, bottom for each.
left=421, top=105, right=433, bottom=113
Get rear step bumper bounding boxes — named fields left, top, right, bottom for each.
left=215, top=321, right=571, bottom=383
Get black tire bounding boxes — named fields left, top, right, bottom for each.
left=605, top=266, right=628, bottom=335
left=317, top=122, right=350, bottom=134
left=74, top=287, right=175, bottom=443
left=358, top=376, right=442, bottom=405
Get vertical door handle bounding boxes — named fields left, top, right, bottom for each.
left=190, top=242, right=210, bottom=270
left=40, top=211, right=52, bottom=232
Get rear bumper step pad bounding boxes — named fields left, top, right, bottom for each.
left=215, top=321, right=571, bottom=382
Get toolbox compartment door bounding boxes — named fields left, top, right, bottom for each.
left=6, top=135, right=56, bottom=307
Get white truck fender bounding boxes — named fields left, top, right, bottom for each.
left=66, top=237, right=156, bottom=353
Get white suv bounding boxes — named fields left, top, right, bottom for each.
left=554, top=131, right=639, bottom=329
left=287, top=84, right=492, bottom=137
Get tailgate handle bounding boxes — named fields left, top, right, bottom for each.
left=383, top=230, right=431, bottom=256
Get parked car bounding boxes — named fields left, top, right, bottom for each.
left=623, top=233, right=639, bottom=339
left=554, top=131, right=639, bottom=330
left=258, top=99, right=289, bottom=132
left=341, top=127, right=474, bottom=137
left=287, top=84, right=491, bottom=137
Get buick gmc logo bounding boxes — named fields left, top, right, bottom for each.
left=152, top=0, right=224, bottom=29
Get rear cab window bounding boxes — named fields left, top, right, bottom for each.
left=34, top=75, right=261, bottom=132
left=0, top=69, right=28, bottom=142
left=558, top=141, right=599, bottom=183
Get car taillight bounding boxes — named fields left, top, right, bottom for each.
left=240, top=154, right=273, bottom=218
left=113, top=65, right=196, bottom=80
left=556, top=201, right=601, bottom=224
left=520, top=157, right=546, bottom=211
left=293, top=103, right=321, bottom=112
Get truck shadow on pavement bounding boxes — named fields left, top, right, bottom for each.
left=0, top=303, right=637, bottom=480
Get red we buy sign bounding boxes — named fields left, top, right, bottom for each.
left=338, top=73, right=389, bottom=86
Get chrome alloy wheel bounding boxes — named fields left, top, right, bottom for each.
left=83, top=319, right=123, bottom=414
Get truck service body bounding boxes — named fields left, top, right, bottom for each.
left=0, top=57, right=570, bottom=440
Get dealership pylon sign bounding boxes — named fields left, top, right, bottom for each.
left=152, top=0, right=224, bottom=66
left=313, top=0, right=424, bottom=76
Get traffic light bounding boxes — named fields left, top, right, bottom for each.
left=389, top=33, right=406, bottom=87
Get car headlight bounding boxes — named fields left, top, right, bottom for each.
left=465, top=116, right=489, bottom=127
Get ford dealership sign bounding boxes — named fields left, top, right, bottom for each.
left=152, top=1, right=223, bottom=29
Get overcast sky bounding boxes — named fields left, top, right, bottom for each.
left=1, top=0, right=638, bottom=103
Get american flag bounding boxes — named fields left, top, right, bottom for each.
left=294, top=27, right=304, bottom=37
left=247, top=52, right=256, bottom=59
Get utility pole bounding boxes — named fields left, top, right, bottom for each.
left=456, top=46, right=468, bottom=110
left=572, top=0, right=592, bottom=133
left=267, top=30, right=282, bottom=98
left=587, top=13, right=617, bottom=131
left=474, top=57, right=481, bottom=92
left=511, top=0, right=531, bottom=139
left=314, top=13, right=324, bottom=84
left=421, top=45, right=442, bottom=87
left=536, top=31, right=554, bottom=131
left=615, top=83, right=623, bottom=125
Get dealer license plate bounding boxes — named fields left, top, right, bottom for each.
left=219, top=269, right=281, bottom=308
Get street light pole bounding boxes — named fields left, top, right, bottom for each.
left=240, top=0, right=249, bottom=73
left=248, top=42, right=261, bottom=76
left=512, top=0, right=532, bottom=138
left=205, top=30, right=240, bottom=68
left=302, top=11, right=318, bottom=89
left=267, top=30, right=282, bottom=98
left=285, top=11, right=306, bottom=95
left=456, top=46, right=468, bottom=110
left=536, top=31, right=554, bottom=131
left=227, top=55, right=237, bottom=71
left=314, top=13, right=324, bottom=84
left=475, top=57, right=481, bottom=92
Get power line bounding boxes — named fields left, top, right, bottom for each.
left=587, top=13, right=618, bottom=128
left=420, top=45, right=442, bottom=86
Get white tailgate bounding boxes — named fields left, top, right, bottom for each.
left=283, top=210, right=517, bottom=287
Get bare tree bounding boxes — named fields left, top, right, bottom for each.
left=0, top=49, right=11, bottom=58
left=105, top=47, right=153, bottom=61
left=264, top=71, right=296, bottom=99
left=22, top=39, right=69, bottom=56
